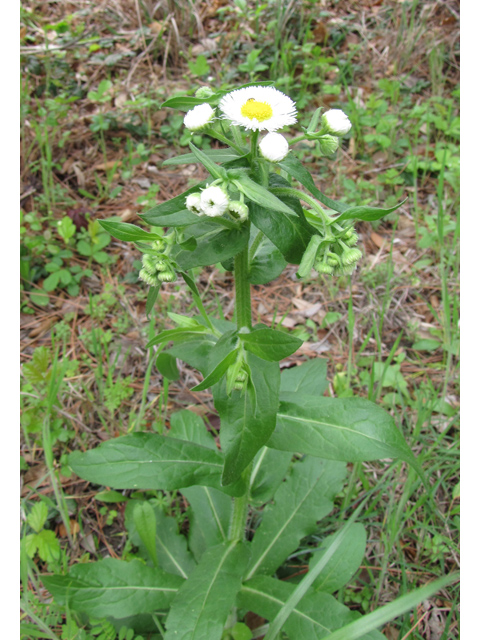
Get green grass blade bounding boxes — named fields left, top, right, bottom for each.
left=322, top=572, right=459, bottom=640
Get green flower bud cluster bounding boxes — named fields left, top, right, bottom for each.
left=226, top=355, right=250, bottom=395
left=308, top=225, right=362, bottom=278
left=138, top=238, right=177, bottom=285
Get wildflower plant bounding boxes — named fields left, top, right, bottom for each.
left=44, top=84, right=456, bottom=638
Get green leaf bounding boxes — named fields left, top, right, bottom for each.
left=238, top=576, right=382, bottom=640
left=164, top=542, right=249, bottom=640
left=249, top=447, right=292, bottom=506
left=268, top=393, right=423, bottom=476
left=248, top=200, right=312, bottom=265
left=233, top=175, right=297, bottom=217
left=95, top=489, right=128, bottom=503
left=145, top=284, right=160, bottom=318
left=43, top=271, right=61, bottom=291
left=125, top=501, right=195, bottom=578
left=162, top=96, right=214, bottom=111
left=144, top=209, right=200, bottom=227
left=98, top=220, right=159, bottom=242
left=181, top=486, right=232, bottom=561
left=76, top=240, right=93, bottom=257
left=310, top=523, right=367, bottom=593
left=189, top=142, right=228, bottom=181
left=245, top=456, right=346, bottom=580
left=279, top=154, right=349, bottom=213
left=332, top=198, right=407, bottom=224
left=174, top=225, right=249, bottom=271
left=139, top=182, right=208, bottom=226
left=248, top=234, right=287, bottom=284
left=165, top=337, right=218, bottom=376
left=146, top=326, right=210, bottom=349
left=280, top=358, right=329, bottom=396
left=214, top=352, right=280, bottom=486
left=156, top=352, right=180, bottom=381
left=168, top=410, right=217, bottom=450
left=69, top=433, right=246, bottom=497
left=163, top=149, right=242, bottom=166
left=241, top=327, right=302, bottom=362
left=321, top=572, right=459, bottom=640
left=27, top=501, right=48, bottom=533
left=35, top=529, right=61, bottom=563
left=43, top=558, right=183, bottom=618
left=132, top=501, right=158, bottom=567
left=297, top=234, right=322, bottom=278
left=191, top=348, right=239, bottom=391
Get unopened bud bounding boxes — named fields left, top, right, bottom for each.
left=139, top=268, right=158, bottom=286
left=228, top=201, right=249, bottom=222
left=318, top=135, right=339, bottom=156
left=342, top=247, right=362, bottom=266
left=316, top=262, right=334, bottom=275
left=152, top=240, right=166, bottom=252
left=345, top=233, right=359, bottom=247
left=157, top=271, right=176, bottom=282
left=195, top=86, right=215, bottom=99
left=142, top=254, right=157, bottom=274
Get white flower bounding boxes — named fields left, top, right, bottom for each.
left=259, top=132, right=289, bottom=162
left=185, top=193, right=203, bottom=215
left=183, top=103, right=215, bottom=131
left=200, top=185, right=229, bottom=217
left=322, top=109, right=352, bottom=136
left=219, top=86, right=297, bottom=132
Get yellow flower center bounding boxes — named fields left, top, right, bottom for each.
left=240, top=99, right=273, bottom=122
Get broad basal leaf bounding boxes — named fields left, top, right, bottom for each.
left=69, top=433, right=246, bottom=497
left=280, top=358, right=328, bottom=396
left=164, top=542, right=249, bottom=640
left=43, top=558, right=183, bottom=619
left=214, top=352, right=280, bottom=486
left=267, top=393, right=422, bottom=475
left=310, top=523, right=367, bottom=594
left=125, top=501, right=196, bottom=578
left=249, top=446, right=292, bottom=506
left=245, top=456, right=346, bottom=580
left=168, top=409, right=217, bottom=450
left=181, top=486, right=232, bottom=562
left=238, top=576, right=385, bottom=640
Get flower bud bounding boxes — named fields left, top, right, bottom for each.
left=259, top=132, right=289, bottom=162
left=318, top=134, right=339, bottom=156
left=341, top=247, right=362, bottom=266
left=152, top=239, right=166, bottom=252
left=139, top=268, right=158, bottom=286
left=183, top=103, right=215, bottom=131
left=195, top=87, right=215, bottom=99
left=157, top=271, right=176, bottom=282
left=228, top=201, right=249, bottom=221
left=185, top=193, right=203, bottom=215
left=345, top=232, right=359, bottom=247
left=142, top=254, right=157, bottom=274
left=322, top=109, right=352, bottom=136
left=316, top=262, right=334, bottom=275
left=200, top=185, right=230, bottom=217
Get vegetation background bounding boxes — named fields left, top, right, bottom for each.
left=19, top=1, right=460, bottom=638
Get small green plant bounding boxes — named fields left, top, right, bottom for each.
left=42, top=84, right=457, bottom=638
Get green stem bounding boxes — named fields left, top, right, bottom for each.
left=270, top=186, right=330, bottom=223
left=228, top=239, right=254, bottom=542
left=248, top=229, right=264, bottom=264
left=234, top=239, right=252, bottom=329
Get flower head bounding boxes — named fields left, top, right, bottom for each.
left=185, top=192, right=203, bottom=215
left=322, top=109, right=352, bottom=136
left=200, top=185, right=230, bottom=217
left=318, top=134, right=339, bottom=156
left=259, top=132, right=289, bottom=162
left=183, top=103, right=215, bottom=131
left=219, top=86, right=297, bottom=132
